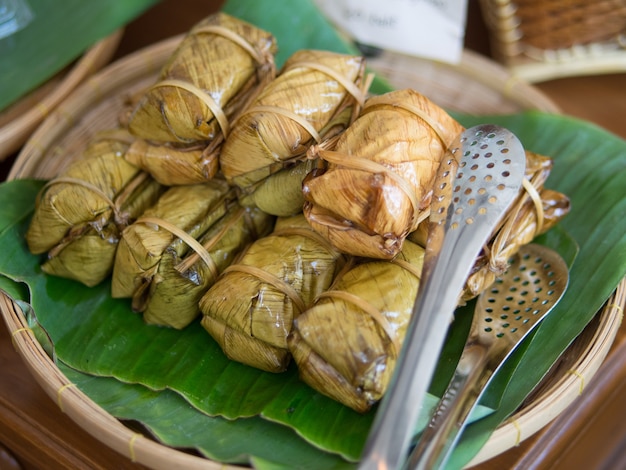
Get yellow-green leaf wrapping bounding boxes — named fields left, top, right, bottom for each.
left=237, top=159, right=318, bottom=216
left=26, top=133, right=164, bottom=287
left=199, top=214, right=346, bottom=372
left=140, top=206, right=274, bottom=329
left=303, top=88, right=463, bottom=260
left=450, top=150, right=570, bottom=301
left=111, top=181, right=237, bottom=304
left=288, top=240, right=425, bottom=412
left=219, top=49, right=366, bottom=189
left=125, top=12, right=277, bottom=144
left=124, top=140, right=209, bottom=186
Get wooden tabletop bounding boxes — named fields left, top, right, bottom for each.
left=1, top=1, right=625, bottom=468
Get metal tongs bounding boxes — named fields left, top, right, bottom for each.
left=407, top=242, right=569, bottom=469
left=358, top=124, right=526, bottom=470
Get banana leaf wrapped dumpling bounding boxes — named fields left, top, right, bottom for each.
left=455, top=150, right=571, bottom=302
left=125, top=12, right=277, bottom=144
left=26, top=131, right=164, bottom=287
left=112, top=181, right=263, bottom=329
left=199, top=214, right=347, bottom=372
left=122, top=13, right=277, bottom=185
left=219, top=49, right=368, bottom=203
left=234, top=101, right=354, bottom=217
left=288, top=239, right=425, bottom=413
left=135, top=205, right=274, bottom=329
left=303, top=88, right=464, bottom=260
left=406, top=150, right=571, bottom=302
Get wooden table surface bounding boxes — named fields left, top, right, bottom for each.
left=1, top=1, right=625, bottom=469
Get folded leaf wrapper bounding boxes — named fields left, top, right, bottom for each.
left=199, top=214, right=346, bottom=372
left=288, top=240, right=425, bottom=412
left=112, top=181, right=265, bottom=329
left=26, top=131, right=164, bottom=287
left=237, top=159, right=318, bottom=216
left=123, top=140, right=209, bottom=186
left=303, top=88, right=463, bottom=260
left=219, top=49, right=368, bottom=194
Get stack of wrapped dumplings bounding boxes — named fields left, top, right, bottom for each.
left=26, top=12, right=570, bottom=413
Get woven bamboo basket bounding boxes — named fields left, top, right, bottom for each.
left=2, top=35, right=625, bottom=469
left=0, top=29, right=123, bottom=161
left=479, top=0, right=626, bottom=82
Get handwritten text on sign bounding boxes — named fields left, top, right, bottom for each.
left=314, top=0, right=468, bottom=64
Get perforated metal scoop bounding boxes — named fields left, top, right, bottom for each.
left=359, top=125, right=526, bottom=470
left=407, top=243, right=569, bottom=470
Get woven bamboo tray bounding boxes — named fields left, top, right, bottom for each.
left=3, top=36, right=625, bottom=469
left=0, top=29, right=123, bottom=161
left=479, top=0, right=626, bottom=82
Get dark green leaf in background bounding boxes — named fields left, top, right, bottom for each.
left=221, top=0, right=392, bottom=95
left=0, top=178, right=43, bottom=232
left=0, top=0, right=159, bottom=111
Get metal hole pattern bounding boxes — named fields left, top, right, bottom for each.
left=478, top=246, right=565, bottom=340
left=431, top=127, right=523, bottom=228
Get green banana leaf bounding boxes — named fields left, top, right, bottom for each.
left=0, top=0, right=159, bottom=111
left=56, top=362, right=354, bottom=469
left=55, top=360, right=490, bottom=470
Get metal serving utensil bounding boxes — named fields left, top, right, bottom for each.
left=359, top=124, right=526, bottom=470
left=407, top=243, right=569, bottom=470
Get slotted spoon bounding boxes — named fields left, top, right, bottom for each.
left=359, top=124, right=526, bottom=470
left=407, top=243, right=569, bottom=470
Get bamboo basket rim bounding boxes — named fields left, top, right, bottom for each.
left=2, top=35, right=624, bottom=468
left=0, top=29, right=123, bottom=162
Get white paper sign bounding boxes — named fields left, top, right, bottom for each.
left=314, top=0, right=468, bottom=64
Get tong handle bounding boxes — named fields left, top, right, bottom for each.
left=406, top=344, right=489, bottom=470
left=358, top=228, right=487, bottom=470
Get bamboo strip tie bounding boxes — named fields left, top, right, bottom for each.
left=56, top=383, right=77, bottom=412
left=566, top=369, right=586, bottom=395
left=222, top=264, right=307, bottom=314
left=150, top=79, right=230, bottom=139
left=128, top=432, right=143, bottom=462
left=10, top=327, right=33, bottom=350
left=510, top=418, right=523, bottom=446
left=136, top=216, right=219, bottom=282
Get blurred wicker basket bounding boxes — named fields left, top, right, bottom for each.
left=479, top=0, right=626, bottom=82
left=2, top=35, right=624, bottom=469
left=0, top=29, right=123, bottom=161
